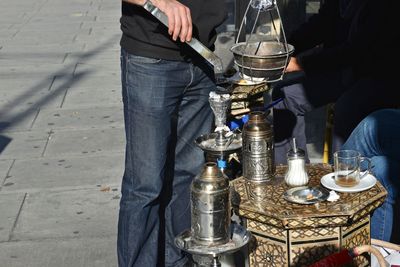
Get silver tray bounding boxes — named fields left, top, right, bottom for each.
left=175, top=222, right=251, bottom=256
left=283, top=186, right=329, bottom=205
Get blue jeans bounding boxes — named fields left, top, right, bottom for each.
left=342, top=109, right=400, bottom=241
left=117, top=49, right=216, bottom=267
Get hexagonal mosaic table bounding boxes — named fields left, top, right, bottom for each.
left=231, top=163, right=387, bottom=266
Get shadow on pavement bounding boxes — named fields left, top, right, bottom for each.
left=0, top=134, right=11, bottom=154
left=0, top=35, right=120, bottom=133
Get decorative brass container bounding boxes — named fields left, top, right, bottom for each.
left=191, top=162, right=231, bottom=246
left=242, top=111, right=275, bottom=182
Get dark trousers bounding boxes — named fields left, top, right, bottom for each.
left=272, top=71, right=399, bottom=164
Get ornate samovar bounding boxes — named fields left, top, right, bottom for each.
left=242, top=111, right=275, bottom=182
left=191, top=162, right=230, bottom=245
left=175, top=162, right=251, bottom=267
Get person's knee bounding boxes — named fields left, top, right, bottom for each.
left=371, top=156, right=399, bottom=203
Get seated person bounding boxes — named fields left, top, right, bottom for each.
left=271, top=0, right=400, bottom=164
left=342, top=109, right=400, bottom=242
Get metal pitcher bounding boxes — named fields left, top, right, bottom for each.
left=191, top=162, right=231, bottom=246
left=242, top=111, right=275, bottom=182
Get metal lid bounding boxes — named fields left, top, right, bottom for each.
left=192, top=162, right=229, bottom=193
left=287, top=147, right=305, bottom=158
left=243, top=111, right=273, bottom=135
left=287, top=138, right=305, bottom=158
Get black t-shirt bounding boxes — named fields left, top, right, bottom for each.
left=120, top=0, right=227, bottom=61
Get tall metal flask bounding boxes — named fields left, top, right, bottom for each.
left=191, top=162, right=231, bottom=246
left=242, top=111, right=275, bottom=182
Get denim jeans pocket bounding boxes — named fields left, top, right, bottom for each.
left=126, top=54, right=162, bottom=65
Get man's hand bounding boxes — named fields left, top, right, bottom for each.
left=150, top=0, right=192, bottom=42
left=122, top=0, right=192, bottom=42
left=285, top=57, right=303, bottom=73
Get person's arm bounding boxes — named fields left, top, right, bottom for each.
left=122, top=0, right=192, bottom=42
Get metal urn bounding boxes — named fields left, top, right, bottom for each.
left=191, top=162, right=231, bottom=246
left=242, top=111, right=275, bottom=182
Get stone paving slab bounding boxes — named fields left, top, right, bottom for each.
left=0, top=88, right=66, bottom=111
left=0, top=52, right=67, bottom=64
left=73, top=62, right=120, bottom=75
left=62, top=87, right=122, bottom=108
left=0, top=193, right=25, bottom=242
left=14, top=27, right=91, bottom=36
left=16, top=22, right=86, bottom=32
left=50, top=73, right=120, bottom=91
left=11, top=187, right=119, bottom=241
left=81, top=42, right=120, bottom=54
left=0, top=237, right=117, bottom=267
left=1, top=154, right=123, bottom=193
left=0, top=130, right=49, bottom=160
left=66, top=54, right=119, bottom=66
left=32, top=106, right=123, bottom=130
left=0, top=29, right=19, bottom=39
left=0, top=74, right=55, bottom=92
left=0, top=108, right=39, bottom=132
left=0, top=63, right=77, bottom=75
left=43, top=127, right=125, bottom=157
left=74, top=33, right=121, bottom=46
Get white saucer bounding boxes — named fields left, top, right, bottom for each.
left=320, top=172, right=377, bottom=193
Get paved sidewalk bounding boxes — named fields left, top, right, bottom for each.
left=0, top=1, right=123, bottom=266
left=0, top=1, right=323, bottom=266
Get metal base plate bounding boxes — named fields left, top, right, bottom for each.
left=195, top=132, right=242, bottom=155
left=175, top=223, right=251, bottom=257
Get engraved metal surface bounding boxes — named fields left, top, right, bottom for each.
left=242, top=112, right=275, bottom=182
left=191, top=163, right=231, bottom=245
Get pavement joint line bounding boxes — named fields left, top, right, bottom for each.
left=59, top=86, right=69, bottom=108
left=40, top=130, right=54, bottom=157
left=29, top=108, right=41, bottom=130
left=72, top=63, right=80, bottom=76
left=72, top=34, right=78, bottom=43
left=0, top=159, right=16, bottom=193
left=48, top=76, right=57, bottom=91
left=8, top=192, right=27, bottom=242
left=61, top=53, right=70, bottom=64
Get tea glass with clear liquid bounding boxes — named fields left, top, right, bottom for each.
left=333, top=150, right=372, bottom=187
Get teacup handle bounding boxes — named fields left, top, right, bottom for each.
left=360, top=157, right=372, bottom=179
